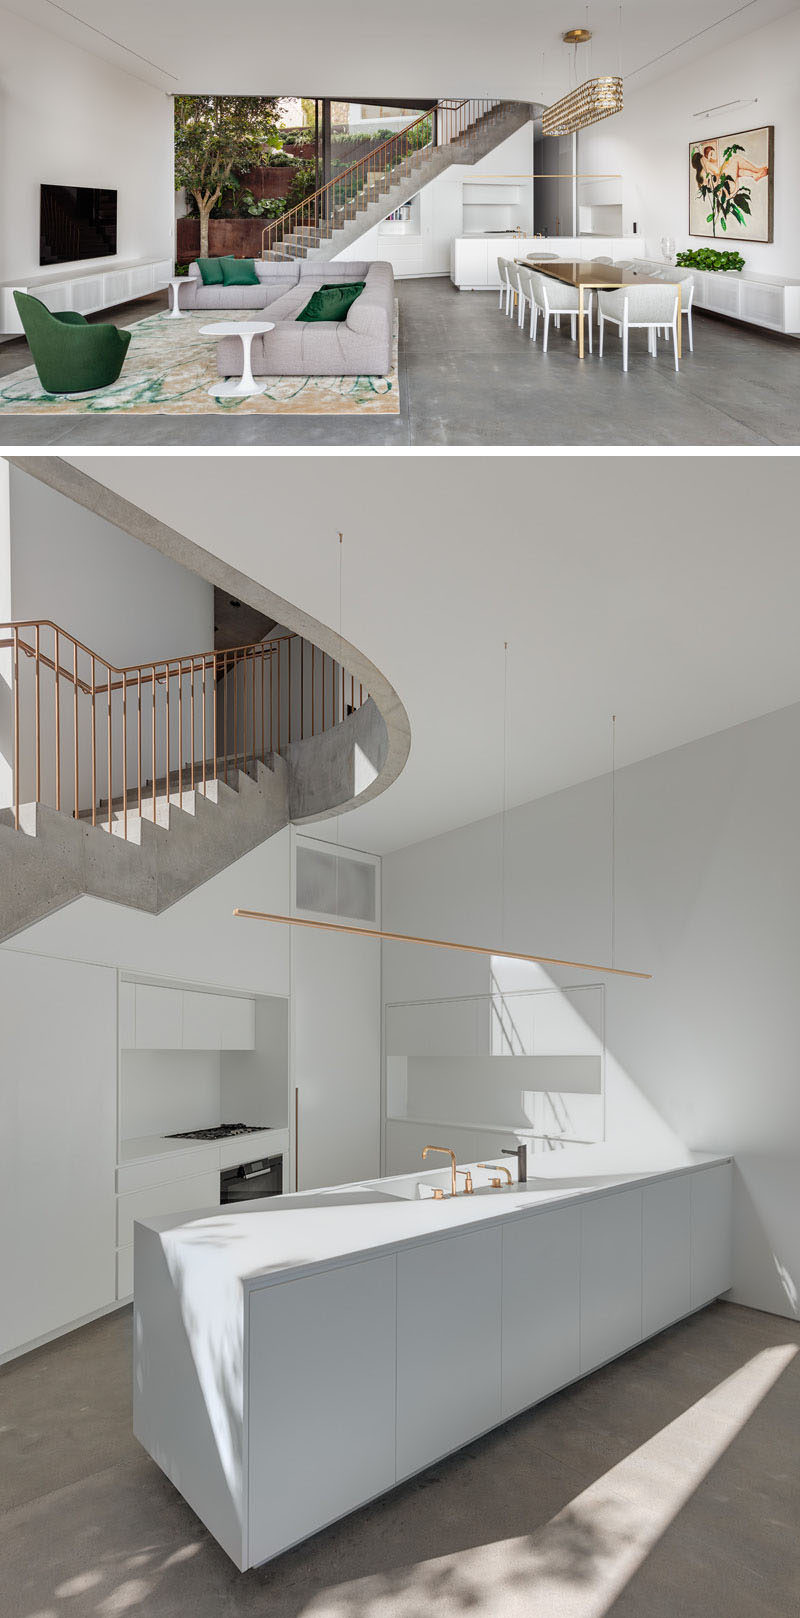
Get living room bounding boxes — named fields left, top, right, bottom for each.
left=0, top=1, right=798, bottom=444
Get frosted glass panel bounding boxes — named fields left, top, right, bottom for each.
left=296, top=846, right=376, bottom=922
left=386, top=985, right=604, bottom=1149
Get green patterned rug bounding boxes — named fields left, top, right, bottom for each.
left=0, top=307, right=399, bottom=415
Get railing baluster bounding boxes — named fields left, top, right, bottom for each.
left=213, top=655, right=218, bottom=784
left=122, top=672, right=127, bottom=841
left=251, top=647, right=256, bottom=764
left=223, top=652, right=229, bottom=783
left=34, top=624, right=41, bottom=802
left=260, top=648, right=265, bottom=763
left=73, top=642, right=79, bottom=822
left=178, top=660, right=183, bottom=808
left=91, top=653, right=97, bottom=826
left=54, top=629, right=61, bottom=812
left=151, top=664, right=157, bottom=823
left=137, top=670, right=142, bottom=816
left=166, top=662, right=171, bottom=806
left=12, top=627, right=19, bottom=829
left=269, top=647, right=273, bottom=753
left=277, top=641, right=281, bottom=753
left=202, top=658, right=207, bottom=791
left=311, top=644, right=316, bottom=735
left=107, top=662, right=112, bottom=833
left=233, top=649, right=239, bottom=773
left=190, top=657, right=196, bottom=791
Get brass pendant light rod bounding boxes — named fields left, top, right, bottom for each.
left=232, top=909, right=652, bottom=980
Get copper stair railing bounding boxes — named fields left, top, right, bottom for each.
left=0, top=621, right=367, bottom=836
left=261, top=99, right=512, bottom=260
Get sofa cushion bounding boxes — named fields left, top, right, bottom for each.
left=298, top=260, right=370, bottom=283
left=220, top=255, right=260, bottom=286
left=194, top=284, right=270, bottom=309
left=197, top=257, right=224, bottom=286
left=297, top=282, right=366, bottom=322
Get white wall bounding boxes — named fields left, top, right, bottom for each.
left=0, top=6, right=174, bottom=285
left=334, top=123, right=534, bottom=277
left=578, top=11, right=800, bottom=276
left=2, top=468, right=214, bottom=813
left=382, top=701, right=800, bottom=1322
left=8, top=467, right=213, bottom=665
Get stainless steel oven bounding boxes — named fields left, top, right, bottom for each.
left=220, top=1154, right=283, bottom=1203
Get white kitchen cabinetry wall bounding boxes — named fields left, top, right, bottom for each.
left=502, top=1205, right=580, bottom=1418
left=396, top=1226, right=502, bottom=1478
left=0, top=952, right=117, bottom=1358
left=580, top=1187, right=643, bottom=1372
left=248, top=1255, right=396, bottom=1565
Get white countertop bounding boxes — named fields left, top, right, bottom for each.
left=137, top=1145, right=731, bottom=1292
left=119, top=1127, right=288, bottom=1165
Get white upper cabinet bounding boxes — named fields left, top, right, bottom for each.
left=134, top=984, right=183, bottom=1049
left=580, top=1188, right=643, bottom=1374
left=123, top=983, right=255, bottom=1050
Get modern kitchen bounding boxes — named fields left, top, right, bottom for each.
left=2, top=459, right=799, bottom=1618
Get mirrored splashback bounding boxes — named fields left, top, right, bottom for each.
left=384, top=981, right=604, bottom=1175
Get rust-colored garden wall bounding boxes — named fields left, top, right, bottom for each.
left=176, top=217, right=268, bottom=261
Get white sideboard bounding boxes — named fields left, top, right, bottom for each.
left=0, top=255, right=174, bottom=335
left=690, top=267, right=800, bottom=335
left=451, top=236, right=645, bottom=291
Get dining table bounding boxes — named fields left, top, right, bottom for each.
left=517, top=258, right=682, bottom=361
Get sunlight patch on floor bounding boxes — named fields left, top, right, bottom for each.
left=302, top=1343, right=797, bottom=1618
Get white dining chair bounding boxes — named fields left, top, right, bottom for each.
left=591, top=256, right=613, bottom=264
left=653, top=268, right=695, bottom=352
left=497, top=257, right=513, bottom=314
left=598, top=283, right=680, bottom=371
left=516, top=266, right=539, bottom=338
left=533, top=272, right=593, bottom=353
left=506, top=260, right=526, bottom=323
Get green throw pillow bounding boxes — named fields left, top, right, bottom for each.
left=197, top=257, right=224, bottom=286
left=220, top=256, right=261, bottom=287
left=296, top=281, right=366, bottom=322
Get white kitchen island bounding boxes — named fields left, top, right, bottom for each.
left=133, top=1147, right=732, bottom=1570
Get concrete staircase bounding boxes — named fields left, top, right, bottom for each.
left=267, top=100, right=534, bottom=263
left=0, top=754, right=289, bottom=943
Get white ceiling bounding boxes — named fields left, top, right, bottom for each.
left=52, top=455, right=800, bottom=858
left=6, top=0, right=797, bottom=97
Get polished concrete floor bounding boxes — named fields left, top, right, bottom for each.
left=1, top=1298, right=798, bottom=1617
left=0, top=280, right=798, bottom=446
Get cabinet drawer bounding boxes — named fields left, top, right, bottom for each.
left=501, top=1206, right=580, bottom=1419
left=740, top=281, right=784, bottom=329
left=117, top=1170, right=219, bottom=1246
left=643, top=1176, right=691, bottom=1337
left=117, top=1143, right=219, bottom=1193
left=117, top=1246, right=134, bottom=1299
left=690, top=1162, right=732, bottom=1308
left=704, top=276, right=740, bottom=316
left=219, top=1130, right=281, bottom=1170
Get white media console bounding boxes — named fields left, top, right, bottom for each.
left=0, top=256, right=174, bottom=335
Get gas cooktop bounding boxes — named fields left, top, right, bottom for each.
left=165, top=1123, right=270, bottom=1142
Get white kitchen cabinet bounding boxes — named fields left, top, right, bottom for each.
left=396, top=1226, right=502, bottom=1479
left=501, top=1206, right=580, bottom=1418
left=0, top=952, right=117, bottom=1358
left=690, top=1160, right=732, bottom=1308
left=215, top=994, right=255, bottom=1050
left=247, top=1256, right=396, bottom=1564
left=117, top=1170, right=219, bottom=1247
left=119, top=980, right=136, bottom=1047
left=117, top=1245, right=134, bottom=1300
left=580, top=1188, right=643, bottom=1373
left=181, top=989, right=221, bottom=1048
left=643, top=1175, right=691, bottom=1337
left=134, top=984, right=182, bottom=1048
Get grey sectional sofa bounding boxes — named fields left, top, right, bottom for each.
left=180, top=259, right=394, bottom=376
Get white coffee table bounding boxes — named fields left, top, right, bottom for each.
left=167, top=278, right=188, bottom=318
left=200, top=321, right=275, bottom=397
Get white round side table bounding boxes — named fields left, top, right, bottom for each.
left=167, top=278, right=188, bottom=318
left=200, top=321, right=275, bottom=397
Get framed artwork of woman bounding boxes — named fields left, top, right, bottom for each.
left=689, top=126, right=774, bottom=242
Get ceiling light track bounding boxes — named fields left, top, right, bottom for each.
left=233, top=909, right=653, bottom=980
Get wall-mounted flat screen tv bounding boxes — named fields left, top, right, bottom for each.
left=39, top=185, right=118, bottom=267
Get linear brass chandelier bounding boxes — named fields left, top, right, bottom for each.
left=542, top=27, right=623, bottom=136
left=233, top=910, right=652, bottom=979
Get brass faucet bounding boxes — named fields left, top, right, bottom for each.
left=456, top=1169, right=475, bottom=1194
left=478, top=1163, right=513, bottom=1188
left=422, top=1145, right=457, bottom=1197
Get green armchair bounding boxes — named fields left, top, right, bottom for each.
left=13, top=291, right=131, bottom=393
